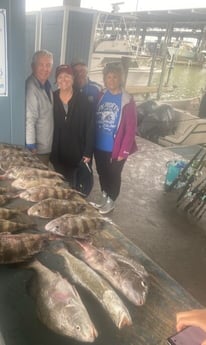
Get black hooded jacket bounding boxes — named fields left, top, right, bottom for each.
left=50, top=89, right=94, bottom=176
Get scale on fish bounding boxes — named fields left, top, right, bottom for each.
left=26, top=260, right=98, bottom=342
left=75, top=239, right=149, bottom=306
left=55, top=247, right=133, bottom=329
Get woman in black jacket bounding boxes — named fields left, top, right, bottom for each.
left=50, top=64, right=94, bottom=185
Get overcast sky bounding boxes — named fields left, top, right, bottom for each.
left=26, top=0, right=206, bottom=12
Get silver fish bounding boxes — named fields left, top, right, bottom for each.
left=19, top=185, right=84, bottom=202
left=56, top=247, right=132, bottom=329
left=0, top=219, right=36, bottom=233
left=27, top=260, right=98, bottom=342
left=45, top=214, right=107, bottom=237
left=75, top=239, right=149, bottom=306
left=0, top=166, right=63, bottom=180
left=0, top=232, right=55, bottom=264
left=12, top=176, right=63, bottom=190
left=27, top=198, right=86, bottom=218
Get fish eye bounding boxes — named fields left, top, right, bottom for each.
left=55, top=226, right=60, bottom=230
left=141, top=280, right=147, bottom=288
left=75, top=325, right=81, bottom=331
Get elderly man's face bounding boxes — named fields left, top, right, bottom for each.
left=73, top=64, right=88, bottom=88
left=32, top=55, right=53, bottom=84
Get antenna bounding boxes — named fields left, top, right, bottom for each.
left=111, top=2, right=124, bottom=13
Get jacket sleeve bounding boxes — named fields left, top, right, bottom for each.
left=119, top=100, right=137, bottom=159
left=25, top=83, right=39, bottom=145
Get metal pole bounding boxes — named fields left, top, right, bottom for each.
left=157, top=23, right=173, bottom=100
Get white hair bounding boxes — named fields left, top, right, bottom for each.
left=32, top=49, right=53, bottom=65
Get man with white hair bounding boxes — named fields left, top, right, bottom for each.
left=25, top=49, right=54, bottom=164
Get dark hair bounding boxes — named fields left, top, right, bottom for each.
left=103, top=63, right=125, bottom=86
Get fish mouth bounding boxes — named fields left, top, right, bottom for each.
left=118, top=314, right=132, bottom=329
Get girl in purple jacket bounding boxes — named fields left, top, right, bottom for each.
left=92, top=63, right=137, bottom=215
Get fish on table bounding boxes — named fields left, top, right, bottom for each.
left=0, top=160, right=47, bottom=172
left=0, top=166, right=64, bottom=180
left=27, top=259, right=98, bottom=342
left=45, top=214, right=108, bottom=237
left=27, top=198, right=86, bottom=219
left=0, top=219, right=36, bottom=233
left=11, top=176, right=64, bottom=190
left=0, top=232, right=56, bottom=264
left=55, top=247, right=132, bottom=329
left=0, top=194, right=17, bottom=206
left=0, top=207, right=23, bottom=220
left=75, top=239, right=149, bottom=306
left=19, top=185, right=85, bottom=202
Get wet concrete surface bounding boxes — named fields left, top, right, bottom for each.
left=88, top=137, right=206, bottom=306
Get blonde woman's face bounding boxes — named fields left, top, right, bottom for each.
left=104, top=72, right=122, bottom=93
left=57, top=72, right=73, bottom=90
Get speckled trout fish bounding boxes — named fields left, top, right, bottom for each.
left=19, top=185, right=84, bottom=202
left=55, top=247, right=132, bottom=329
left=27, top=198, right=86, bottom=218
left=45, top=214, right=107, bottom=237
left=27, top=260, right=98, bottom=342
left=75, top=239, right=149, bottom=306
left=0, top=166, right=64, bottom=180
left=0, top=232, right=54, bottom=263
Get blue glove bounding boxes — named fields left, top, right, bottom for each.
left=26, top=143, right=37, bottom=151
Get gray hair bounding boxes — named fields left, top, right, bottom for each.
left=32, top=49, right=53, bottom=65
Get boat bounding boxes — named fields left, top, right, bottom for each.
left=89, top=38, right=161, bottom=87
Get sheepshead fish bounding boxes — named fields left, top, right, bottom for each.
left=0, top=219, right=36, bottom=233
left=0, top=166, right=64, bottom=180
left=0, top=194, right=17, bottom=206
left=27, top=198, right=86, bottom=218
left=0, top=207, right=22, bottom=220
left=19, top=185, right=84, bottom=202
left=27, top=260, right=98, bottom=342
left=0, top=232, right=54, bottom=263
left=45, top=214, right=107, bottom=237
left=75, top=240, right=149, bottom=306
left=56, top=247, right=132, bottom=329
left=11, top=176, right=63, bottom=190
left=0, top=160, right=47, bottom=172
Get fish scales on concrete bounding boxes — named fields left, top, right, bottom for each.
left=27, top=198, right=86, bottom=218
left=75, top=239, right=149, bottom=306
left=0, top=166, right=64, bottom=180
left=19, top=185, right=85, bottom=202
left=56, top=247, right=132, bottom=329
left=11, top=176, right=64, bottom=190
left=0, top=219, right=36, bottom=233
left=0, top=232, right=52, bottom=264
left=45, top=214, right=107, bottom=237
left=27, top=259, right=98, bottom=342
left=0, top=207, right=22, bottom=220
